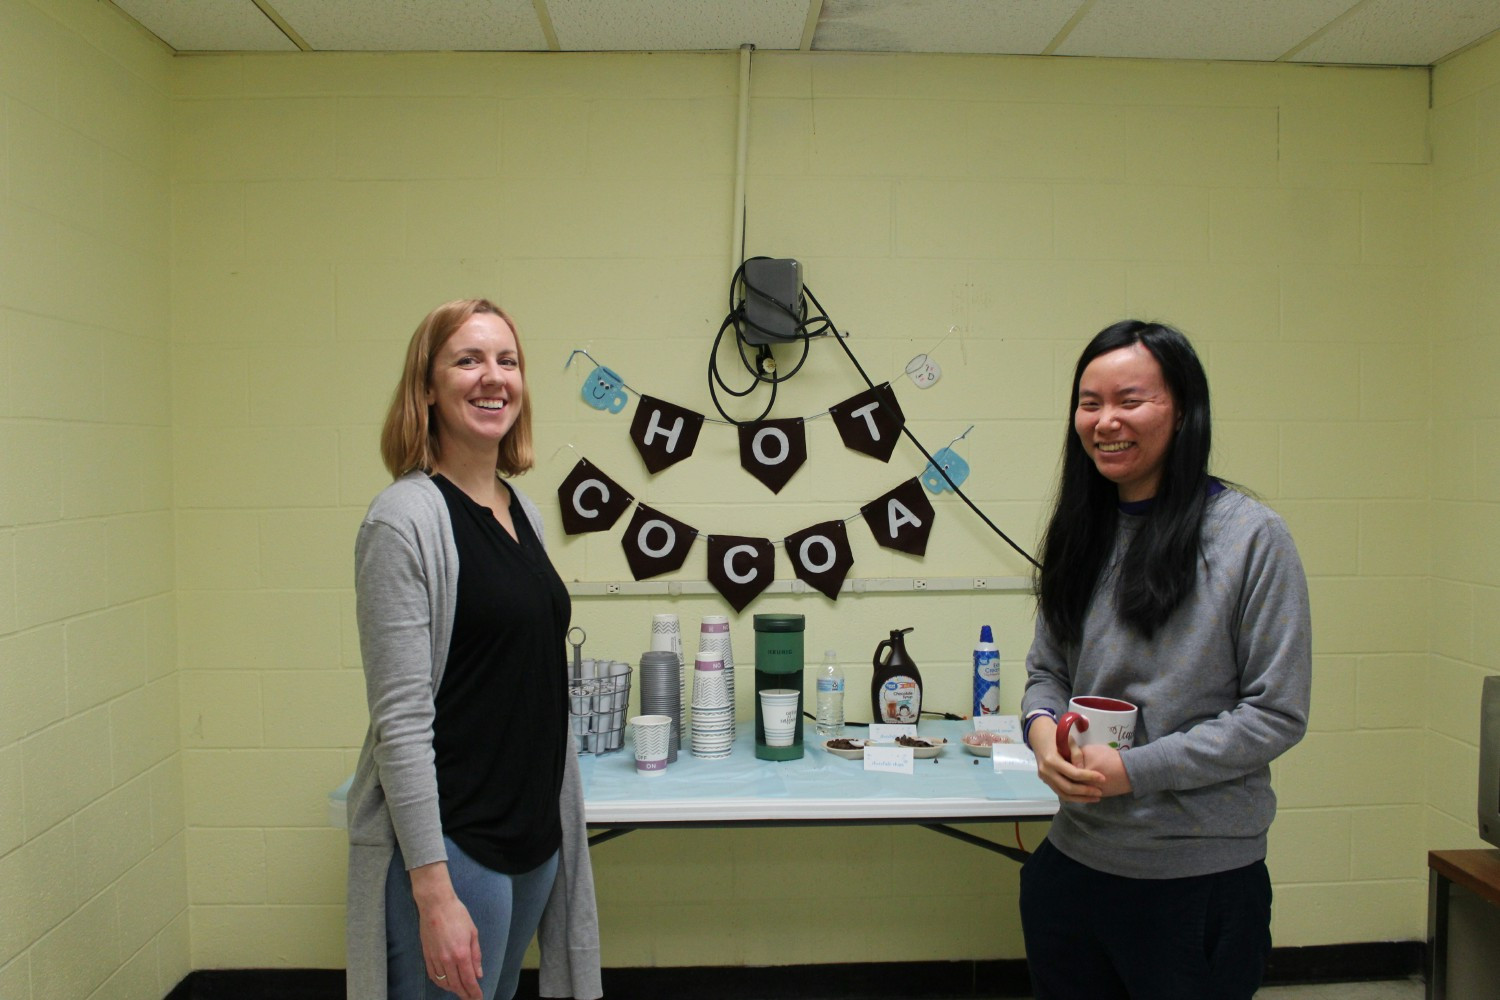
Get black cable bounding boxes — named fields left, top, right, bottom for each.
left=707, top=257, right=817, bottom=425
left=802, top=285, right=1042, bottom=571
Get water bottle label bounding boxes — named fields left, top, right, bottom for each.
left=816, top=677, right=844, bottom=693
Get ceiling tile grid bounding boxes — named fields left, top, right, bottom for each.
left=108, top=0, right=1500, bottom=66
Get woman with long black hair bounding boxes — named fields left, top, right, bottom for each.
left=1019, top=320, right=1311, bottom=1000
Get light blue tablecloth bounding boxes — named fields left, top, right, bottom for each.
left=580, top=719, right=1057, bottom=824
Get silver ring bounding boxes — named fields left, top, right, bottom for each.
left=436, top=974, right=447, bottom=981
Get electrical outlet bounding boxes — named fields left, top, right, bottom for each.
left=913, top=579, right=927, bottom=590
left=606, top=583, right=621, bottom=595
left=974, top=577, right=988, bottom=590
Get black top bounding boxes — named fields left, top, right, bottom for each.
left=430, top=474, right=570, bottom=874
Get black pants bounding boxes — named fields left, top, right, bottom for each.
left=1019, top=838, right=1272, bottom=1000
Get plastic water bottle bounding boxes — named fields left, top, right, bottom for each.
left=815, top=649, right=845, bottom=736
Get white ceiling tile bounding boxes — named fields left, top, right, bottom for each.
left=1056, top=0, right=1358, bottom=62
left=110, top=0, right=299, bottom=51
left=103, top=0, right=1500, bottom=64
left=546, top=0, right=807, bottom=51
left=1290, top=0, right=1500, bottom=65
left=813, top=0, right=1080, bottom=54
left=270, top=0, right=548, bottom=51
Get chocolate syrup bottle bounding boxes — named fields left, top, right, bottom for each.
left=871, top=627, right=922, bottom=725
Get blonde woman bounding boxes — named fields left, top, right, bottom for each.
left=345, top=300, right=600, bottom=1000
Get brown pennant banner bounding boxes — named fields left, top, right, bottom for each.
left=629, top=395, right=705, bottom=474
left=828, top=383, right=905, bottom=462
left=706, top=535, right=775, bottom=612
left=784, top=520, right=855, bottom=600
left=621, top=503, right=698, bottom=580
left=737, top=418, right=807, bottom=493
left=860, top=478, right=934, bottom=556
left=556, top=458, right=633, bottom=535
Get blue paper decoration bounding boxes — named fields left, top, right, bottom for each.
left=581, top=365, right=628, bottom=413
left=921, top=447, right=970, bottom=494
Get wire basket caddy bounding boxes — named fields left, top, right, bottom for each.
left=569, top=667, right=632, bottom=755
left=566, top=628, right=631, bottom=756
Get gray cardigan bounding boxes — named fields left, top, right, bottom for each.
left=346, top=472, right=602, bottom=1000
left=1022, top=489, right=1312, bottom=880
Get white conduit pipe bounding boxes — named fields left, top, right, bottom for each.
left=730, top=43, right=753, bottom=268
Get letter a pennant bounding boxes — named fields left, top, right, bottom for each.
left=860, top=478, right=934, bottom=556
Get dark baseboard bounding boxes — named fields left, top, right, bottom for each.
left=162, top=941, right=1424, bottom=998
left=1264, top=941, right=1426, bottom=985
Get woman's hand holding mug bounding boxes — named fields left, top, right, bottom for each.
left=1032, top=696, right=1140, bottom=802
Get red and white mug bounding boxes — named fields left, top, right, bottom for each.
left=1055, top=696, right=1138, bottom=761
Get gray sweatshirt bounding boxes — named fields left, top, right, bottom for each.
left=1022, top=489, right=1311, bottom=879
left=345, top=472, right=601, bottom=1000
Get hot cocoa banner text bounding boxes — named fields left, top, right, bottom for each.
left=628, top=383, right=903, bottom=491
left=557, top=457, right=936, bottom=611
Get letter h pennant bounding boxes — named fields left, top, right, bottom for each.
left=630, top=395, right=705, bottom=474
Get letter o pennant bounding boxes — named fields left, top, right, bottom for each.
left=784, top=520, right=855, bottom=601
left=556, top=459, right=633, bottom=535
left=738, top=418, right=806, bottom=493
left=621, top=503, right=697, bottom=581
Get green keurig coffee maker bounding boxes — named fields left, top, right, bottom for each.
left=753, top=613, right=805, bottom=761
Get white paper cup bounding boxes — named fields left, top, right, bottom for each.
left=631, top=714, right=673, bottom=775
left=759, top=688, right=801, bottom=747
left=692, top=652, right=730, bottom=708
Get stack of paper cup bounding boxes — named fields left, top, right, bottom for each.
left=698, top=615, right=736, bottom=735
left=602, top=660, right=631, bottom=752
left=638, top=650, right=681, bottom=761
left=568, top=658, right=594, bottom=752
left=691, top=651, right=734, bottom=758
left=650, top=614, right=685, bottom=739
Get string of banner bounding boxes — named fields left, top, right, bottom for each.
left=557, top=350, right=979, bottom=612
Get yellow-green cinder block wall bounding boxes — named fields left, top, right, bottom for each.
left=168, top=46, right=1447, bottom=970
left=5, top=6, right=1497, bottom=990
left=1428, top=33, right=1500, bottom=848
left=0, top=1, right=185, bottom=998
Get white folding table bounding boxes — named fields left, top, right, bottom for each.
left=579, top=720, right=1059, bottom=863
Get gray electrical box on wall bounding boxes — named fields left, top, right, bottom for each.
left=742, top=258, right=802, bottom=346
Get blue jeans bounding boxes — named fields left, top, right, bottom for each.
left=386, top=838, right=559, bottom=1000
left=1019, top=837, right=1272, bottom=1000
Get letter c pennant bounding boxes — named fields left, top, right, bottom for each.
left=706, top=535, right=775, bottom=612
left=556, top=458, right=633, bottom=535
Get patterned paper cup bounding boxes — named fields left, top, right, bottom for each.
left=759, top=689, right=801, bottom=747
left=631, top=715, right=673, bottom=775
